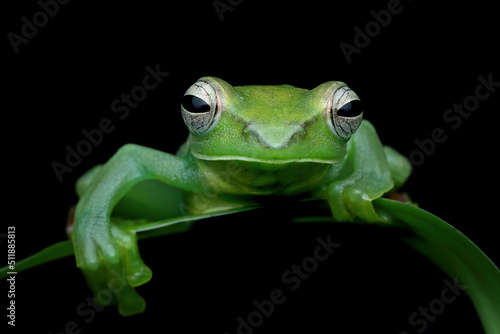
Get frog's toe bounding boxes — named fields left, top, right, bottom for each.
left=111, top=223, right=152, bottom=287
left=108, top=257, right=148, bottom=315
left=327, top=182, right=388, bottom=223
left=76, top=223, right=152, bottom=316
left=116, top=286, right=147, bottom=316
left=128, top=265, right=152, bottom=287
left=81, top=265, right=111, bottom=303
left=346, top=189, right=387, bottom=223
left=100, top=241, right=121, bottom=264
left=83, top=256, right=149, bottom=315
left=327, top=182, right=353, bottom=222
left=78, top=240, right=100, bottom=271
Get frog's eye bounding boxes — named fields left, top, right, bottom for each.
left=326, top=86, right=363, bottom=140
left=181, top=80, right=221, bottom=135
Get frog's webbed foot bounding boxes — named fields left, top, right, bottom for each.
left=75, top=218, right=152, bottom=316
left=327, top=181, right=388, bottom=224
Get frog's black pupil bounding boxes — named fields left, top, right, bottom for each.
left=337, top=100, right=363, bottom=117
left=182, top=95, right=211, bottom=113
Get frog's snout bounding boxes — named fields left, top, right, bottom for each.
left=243, top=123, right=304, bottom=149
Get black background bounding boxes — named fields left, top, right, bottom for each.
left=3, top=0, right=499, bottom=333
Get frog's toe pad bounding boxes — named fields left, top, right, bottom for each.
left=116, top=286, right=147, bottom=316
left=129, top=265, right=152, bottom=287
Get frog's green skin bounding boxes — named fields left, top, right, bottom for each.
left=73, top=77, right=412, bottom=315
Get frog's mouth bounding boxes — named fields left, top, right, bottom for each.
left=191, top=151, right=338, bottom=165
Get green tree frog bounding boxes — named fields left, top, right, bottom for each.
left=73, top=77, right=412, bottom=315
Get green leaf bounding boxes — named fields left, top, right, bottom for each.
left=2, top=200, right=498, bottom=333
left=0, top=240, right=74, bottom=280
left=0, top=206, right=259, bottom=280
left=373, top=199, right=500, bottom=334
left=294, top=199, right=500, bottom=334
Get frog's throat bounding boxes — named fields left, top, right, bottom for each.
left=190, top=151, right=337, bottom=165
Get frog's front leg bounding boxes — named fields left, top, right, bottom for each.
left=73, top=144, right=200, bottom=315
left=326, top=121, right=407, bottom=223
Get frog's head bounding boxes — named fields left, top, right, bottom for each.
left=181, top=77, right=363, bottom=165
